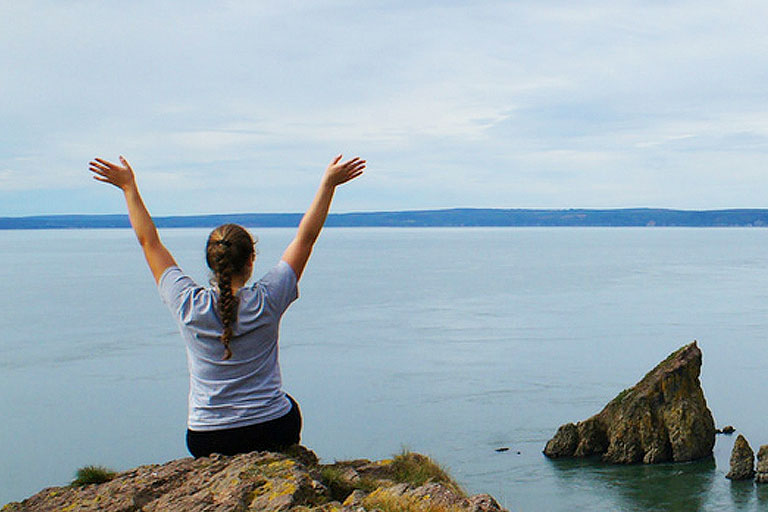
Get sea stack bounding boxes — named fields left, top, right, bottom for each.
left=726, top=435, right=755, bottom=480
left=544, top=341, right=716, bottom=464
left=755, top=445, right=768, bottom=483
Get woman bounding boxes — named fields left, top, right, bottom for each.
left=88, top=154, right=365, bottom=457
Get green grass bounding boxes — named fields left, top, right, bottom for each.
left=318, top=451, right=464, bottom=507
left=362, top=488, right=467, bottom=512
left=318, top=466, right=354, bottom=501
left=389, top=450, right=463, bottom=496
left=71, top=465, right=116, bottom=487
left=318, top=465, right=379, bottom=502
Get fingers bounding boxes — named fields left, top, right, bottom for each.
left=338, top=169, right=364, bottom=185
left=89, top=156, right=127, bottom=187
left=331, top=155, right=365, bottom=171
left=89, top=162, right=110, bottom=177
left=89, top=160, right=109, bottom=171
left=340, top=157, right=365, bottom=183
left=94, top=157, right=118, bottom=169
left=341, top=157, right=365, bottom=167
left=93, top=156, right=132, bottom=172
left=344, top=159, right=365, bottom=179
left=344, top=158, right=366, bottom=173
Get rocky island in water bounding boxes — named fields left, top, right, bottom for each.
left=543, top=341, right=716, bottom=464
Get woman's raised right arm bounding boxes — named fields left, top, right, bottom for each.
left=281, top=154, right=365, bottom=280
left=89, top=156, right=177, bottom=283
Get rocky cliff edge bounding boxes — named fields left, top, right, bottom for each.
left=2, top=447, right=505, bottom=512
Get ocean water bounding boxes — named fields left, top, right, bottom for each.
left=2, top=227, right=768, bottom=511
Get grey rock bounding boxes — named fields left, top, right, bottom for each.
left=544, top=423, right=579, bottom=457
left=755, top=445, right=768, bottom=484
left=342, top=489, right=367, bottom=507
left=468, top=494, right=505, bottom=512
left=726, top=434, right=755, bottom=481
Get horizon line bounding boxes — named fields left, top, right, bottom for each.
left=5, top=207, right=768, bottom=230
left=6, top=206, right=768, bottom=220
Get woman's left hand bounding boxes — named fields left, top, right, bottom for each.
left=322, top=155, right=366, bottom=188
left=89, top=156, right=136, bottom=191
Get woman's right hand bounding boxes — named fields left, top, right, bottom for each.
left=322, top=155, right=366, bottom=188
left=89, top=156, right=137, bottom=191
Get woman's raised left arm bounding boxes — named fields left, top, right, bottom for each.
left=89, top=156, right=176, bottom=283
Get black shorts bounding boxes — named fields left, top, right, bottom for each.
left=186, top=394, right=302, bottom=458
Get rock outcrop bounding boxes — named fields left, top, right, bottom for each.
left=726, top=435, right=755, bottom=480
left=2, top=448, right=506, bottom=512
left=544, top=341, right=716, bottom=464
left=756, top=445, right=768, bottom=483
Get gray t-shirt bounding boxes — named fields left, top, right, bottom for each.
left=158, top=260, right=298, bottom=431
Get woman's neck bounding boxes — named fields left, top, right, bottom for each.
left=221, top=265, right=252, bottom=293
left=229, top=276, right=246, bottom=292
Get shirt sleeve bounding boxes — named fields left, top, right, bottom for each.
left=157, top=266, right=199, bottom=317
left=258, top=260, right=299, bottom=314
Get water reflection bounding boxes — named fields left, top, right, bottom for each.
left=755, top=483, right=768, bottom=506
left=729, top=479, right=756, bottom=511
left=548, top=456, right=716, bottom=512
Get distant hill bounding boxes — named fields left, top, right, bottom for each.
left=3, top=208, right=768, bottom=229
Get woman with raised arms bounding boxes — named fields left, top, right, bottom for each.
left=88, top=154, right=365, bottom=457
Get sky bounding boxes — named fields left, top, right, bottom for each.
left=1, top=0, right=768, bottom=216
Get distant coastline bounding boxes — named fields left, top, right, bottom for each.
left=4, top=208, right=768, bottom=229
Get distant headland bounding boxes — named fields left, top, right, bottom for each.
left=4, top=208, right=768, bottom=229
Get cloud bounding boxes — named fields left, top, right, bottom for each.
left=1, top=1, right=768, bottom=214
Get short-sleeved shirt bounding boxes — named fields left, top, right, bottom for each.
left=158, top=260, right=299, bottom=431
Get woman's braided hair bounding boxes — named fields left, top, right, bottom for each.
left=206, top=224, right=255, bottom=360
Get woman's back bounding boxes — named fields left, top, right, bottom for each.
left=158, top=260, right=298, bottom=431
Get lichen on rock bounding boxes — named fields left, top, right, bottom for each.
left=543, top=341, right=716, bottom=464
left=3, top=449, right=506, bottom=512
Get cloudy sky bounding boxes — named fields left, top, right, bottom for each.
left=1, top=1, right=767, bottom=216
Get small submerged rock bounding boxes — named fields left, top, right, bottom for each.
left=726, top=435, right=755, bottom=481
left=718, top=425, right=736, bottom=435
left=543, top=341, right=716, bottom=464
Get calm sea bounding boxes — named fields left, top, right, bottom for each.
left=2, top=227, right=768, bottom=511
